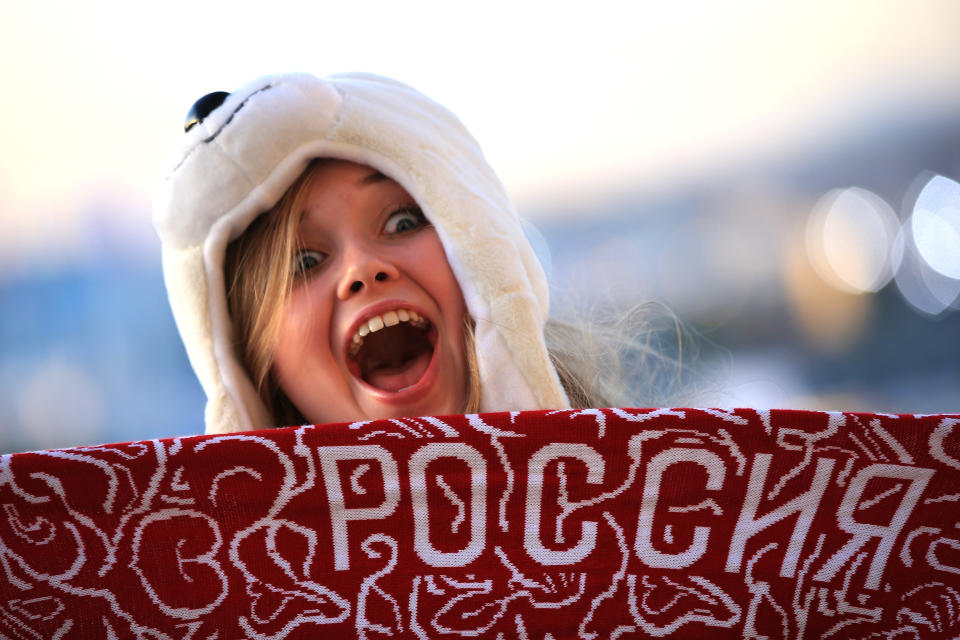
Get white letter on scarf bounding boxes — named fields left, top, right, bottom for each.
left=410, top=442, right=487, bottom=567
left=635, top=447, right=725, bottom=569
left=726, top=453, right=835, bottom=577
left=813, top=463, right=933, bottom=589
left=318, top=445, right=400, bottom=571
left=525, top=443, right=604, bottom=565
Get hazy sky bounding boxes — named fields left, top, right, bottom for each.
left=1, top=1, right=958, bottom=269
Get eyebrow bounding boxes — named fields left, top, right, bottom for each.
left=359, top=170, right=390, bottom=186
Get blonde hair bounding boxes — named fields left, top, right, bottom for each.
left=546, top=304, right=691, bottom=409
left=225, top=164, right=318, bottom=425
left=225, top=161, right=680, bottom=426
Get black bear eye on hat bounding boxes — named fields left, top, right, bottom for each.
left=184, top=91, right=230, bottom=132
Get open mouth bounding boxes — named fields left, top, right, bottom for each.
left=347, top=309, right=436, bottom=393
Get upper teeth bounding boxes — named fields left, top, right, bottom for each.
left=350, top=309, right=427, bottom=356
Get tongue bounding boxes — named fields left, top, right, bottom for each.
left=365, top=350, right=432, bottom=392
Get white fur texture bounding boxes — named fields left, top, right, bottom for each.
left=154, top=72, right=569, bottom=434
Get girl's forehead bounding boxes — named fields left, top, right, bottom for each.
left=297, top=161, right=414, bottom=231
left=305, top=160, right=394, bottom=190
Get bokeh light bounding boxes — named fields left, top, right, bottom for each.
left=911, top=174, right=960, bottom=280
left=891, top=215, right=960, bottom=316
left=785, top=225, right=871, bottom=352
left=805, top=188, right=899, bottom=294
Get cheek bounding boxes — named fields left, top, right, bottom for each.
left=276, top=298, right=308, bottom=353
left=274, top=287, right=334, bottom=368
left=428, top=251, right=469, bottom=361
left=419, top=235, right=466, bottom=312
left=412, top=234, right=469, bottom=372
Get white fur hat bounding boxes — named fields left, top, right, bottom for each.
left=154, top=72, right=569, bottom=434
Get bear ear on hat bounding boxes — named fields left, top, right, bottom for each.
left=184, top=91, right=230, bottom=132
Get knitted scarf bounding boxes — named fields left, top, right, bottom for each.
left=2, top=408, right=959, bottom=638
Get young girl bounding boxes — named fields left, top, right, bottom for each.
left=154, top=72, right=628, bottom=434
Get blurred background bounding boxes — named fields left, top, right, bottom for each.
left=1, top=1, right=958, bottom=453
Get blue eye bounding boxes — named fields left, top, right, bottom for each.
left=383, top=207, right=428, bottom=235
left=293, top=249, right=325, bottom=274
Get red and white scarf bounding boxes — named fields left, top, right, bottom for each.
left=3, top=408, right=960, bottom=638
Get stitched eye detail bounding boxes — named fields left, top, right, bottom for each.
left=184, top=91, right=230, bottom=132
left=383, top=207, right=428, bottom=234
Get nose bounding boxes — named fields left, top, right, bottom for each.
left=336, top=246, right=400, bottom=300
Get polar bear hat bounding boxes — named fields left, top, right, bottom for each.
left=153, top=72, right=569, bottom=434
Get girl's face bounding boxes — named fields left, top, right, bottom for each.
left=271, top=160, right=469, bottom=424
